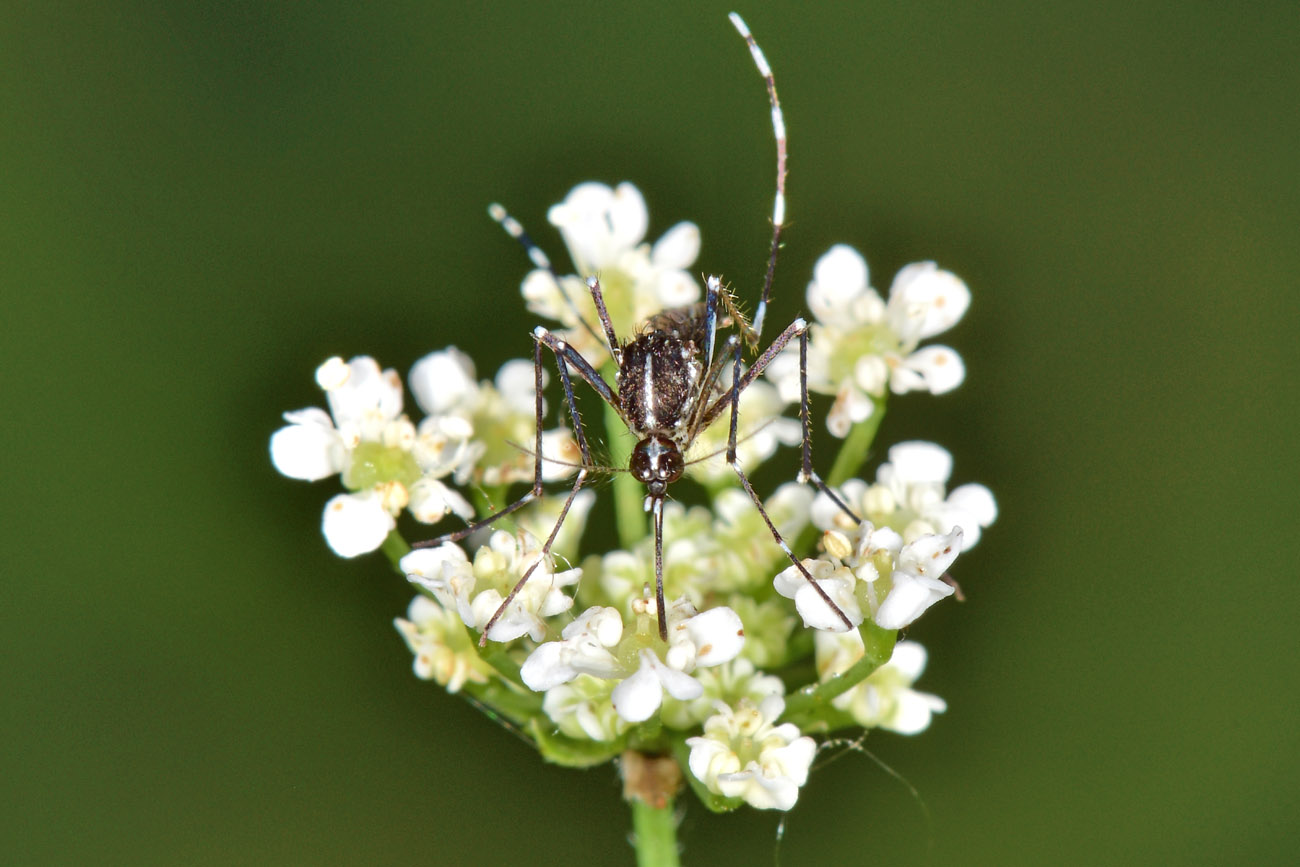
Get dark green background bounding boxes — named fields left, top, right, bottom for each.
left=4, top=1, right=1296, bottom=864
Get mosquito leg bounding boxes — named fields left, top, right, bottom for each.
left=534, top=326, right=622, bottom=414
left=585, top=276, right=622, bottom=364
left=474, top=329, right=606, bottom=644
left=704, top=276, right=722, bottom=371
left=652, top=496, right=667, bottom=641
left=729, top=13, right=786, bottom=343
left=684, top=334, right=739, bottom=444
left=795, top=325, right=860, bottom=523
left=724, top=332, right=854, bottom=632
left=698, top=316, right=804, bottom=429
left=477, top=466, right=590, bottom=646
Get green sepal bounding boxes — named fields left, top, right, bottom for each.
left=529, top=720, right=628, bottom=768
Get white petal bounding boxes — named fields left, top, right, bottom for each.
left=407, top=478, right=474, bottom=523
left=270, top=413, right=343, bottom=481
left=888, top=262, right=970, bottom=339
left=794, top=581, right=862, bottom=632
left=898, top=528, right=963, bottom=578
left=608, top=182, right=650, bottom=251
left=904, top=346, right=965, bottom=394
left=520, top=269, right=567, bottom=320
left=495, top=358, right=541, bottom=415
left=540, top=429, right=580, bottom=482
left=653, top=658, right=705, bottom=701
left=650, top=221, right=701, bottom=269
left=886, top=689, right=946, bottom=735
left=520, top=641, right=576, bottom=691
left=886, top=442, right=953, bottom=485
left=654, top=269, right=701, bottom=308
left=324, top=357, right=403, bottom=428
left=408, top=348, right=478, bottom=416
left=888, top=640, right=929, bottom=680
left=321, top=492, right=395, bottom=558
left=683, top=607, right=746, bottom=667
left=853, top=354, right=889, bottom=397
left=827, top=383, right=873, bottom=438
left=610, top=654, right=666, bottom=722
left=809, top=244, right=869, bottom=309
left=810, top=479, right=867, bottom=530
left=874, top=574, right=953, bottom=630
left=315, top=356, right=350, bottom=390
left=548, top=182, right=648, bottom=271
left=948, top=483, right=998, bottom=526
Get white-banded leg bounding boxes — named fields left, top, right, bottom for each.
left=411, top=337, right=549, bottom=548
left=585, top=276, right=623, bottom=365
left=728, top=12, right=786, bottom=344
left=715, top=319, right=857, bottom=632
left=473, top=327, right=621, bottom=645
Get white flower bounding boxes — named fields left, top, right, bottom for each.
left=766, top=245, right=970, bottom=436
left=815, top=636, right=946, bottom=734
left=875, top=528, right=962, bottom=630
left=408, top=348, right=579, bottom=487
left=393, top=596, right=493, bottom=693
left=401, top=530, right=580, bottom=644
left=686, top=695, right=816, bottom=811
left=519, top=181, right=702, bottom=364
left=772, top=555, right=865, bottom=633
left=812, top=441, right=996, bottom=551
left=270, top=356, right=474, bottom=557
left=520, top=597, right=745, bottom=724
left=541, top=675, right=631, bottom=742
left=520, top=606, right=626, bottom=690
left=775, top=520, right=962, bottom=632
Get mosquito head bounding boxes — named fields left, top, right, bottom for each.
left=630, top=435, right=684, bottom=497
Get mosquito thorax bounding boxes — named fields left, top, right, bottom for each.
left=616, top=325, right=704, bottom=437
left=630, top=435, right=685, bottom=496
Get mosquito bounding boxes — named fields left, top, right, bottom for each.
left=413, top=12, right=857, bottom=643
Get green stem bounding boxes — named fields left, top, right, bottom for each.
left=630, top=798, right=681, bottom=867
left=380, top=529, right=412, bottom=575
left=826, top=397, right=887, bottom=487
left=780, top=620, right=897, bottom=725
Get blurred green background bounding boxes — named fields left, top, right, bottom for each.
left=4, top=1, right=1296, bottom=864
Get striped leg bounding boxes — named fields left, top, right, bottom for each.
left=728, top=13, right=787, bottom=344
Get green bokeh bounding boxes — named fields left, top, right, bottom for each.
left=4, top=2, right=1296, bottom=864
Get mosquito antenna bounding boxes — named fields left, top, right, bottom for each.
left=488, top=203, right=608, bottom=354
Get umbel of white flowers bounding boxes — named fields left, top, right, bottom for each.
left=270, top=180, right=996, bottom=812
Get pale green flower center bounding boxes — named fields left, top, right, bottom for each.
left=342, top=442, right=421, bottom=491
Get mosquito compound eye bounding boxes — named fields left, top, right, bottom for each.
left=631, top=436, right=684, bottom=488
left=658, top=449, right=684, bottom=484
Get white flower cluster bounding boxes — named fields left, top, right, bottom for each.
left=272, top=180, right=996, bottom=815
left=780, top=440, right=995, bottom=632
left=270, top=352, right=577, bottom=557
left=812, top=440, right=997, bottom=550
left=766, top=244, right=971, bottom=436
